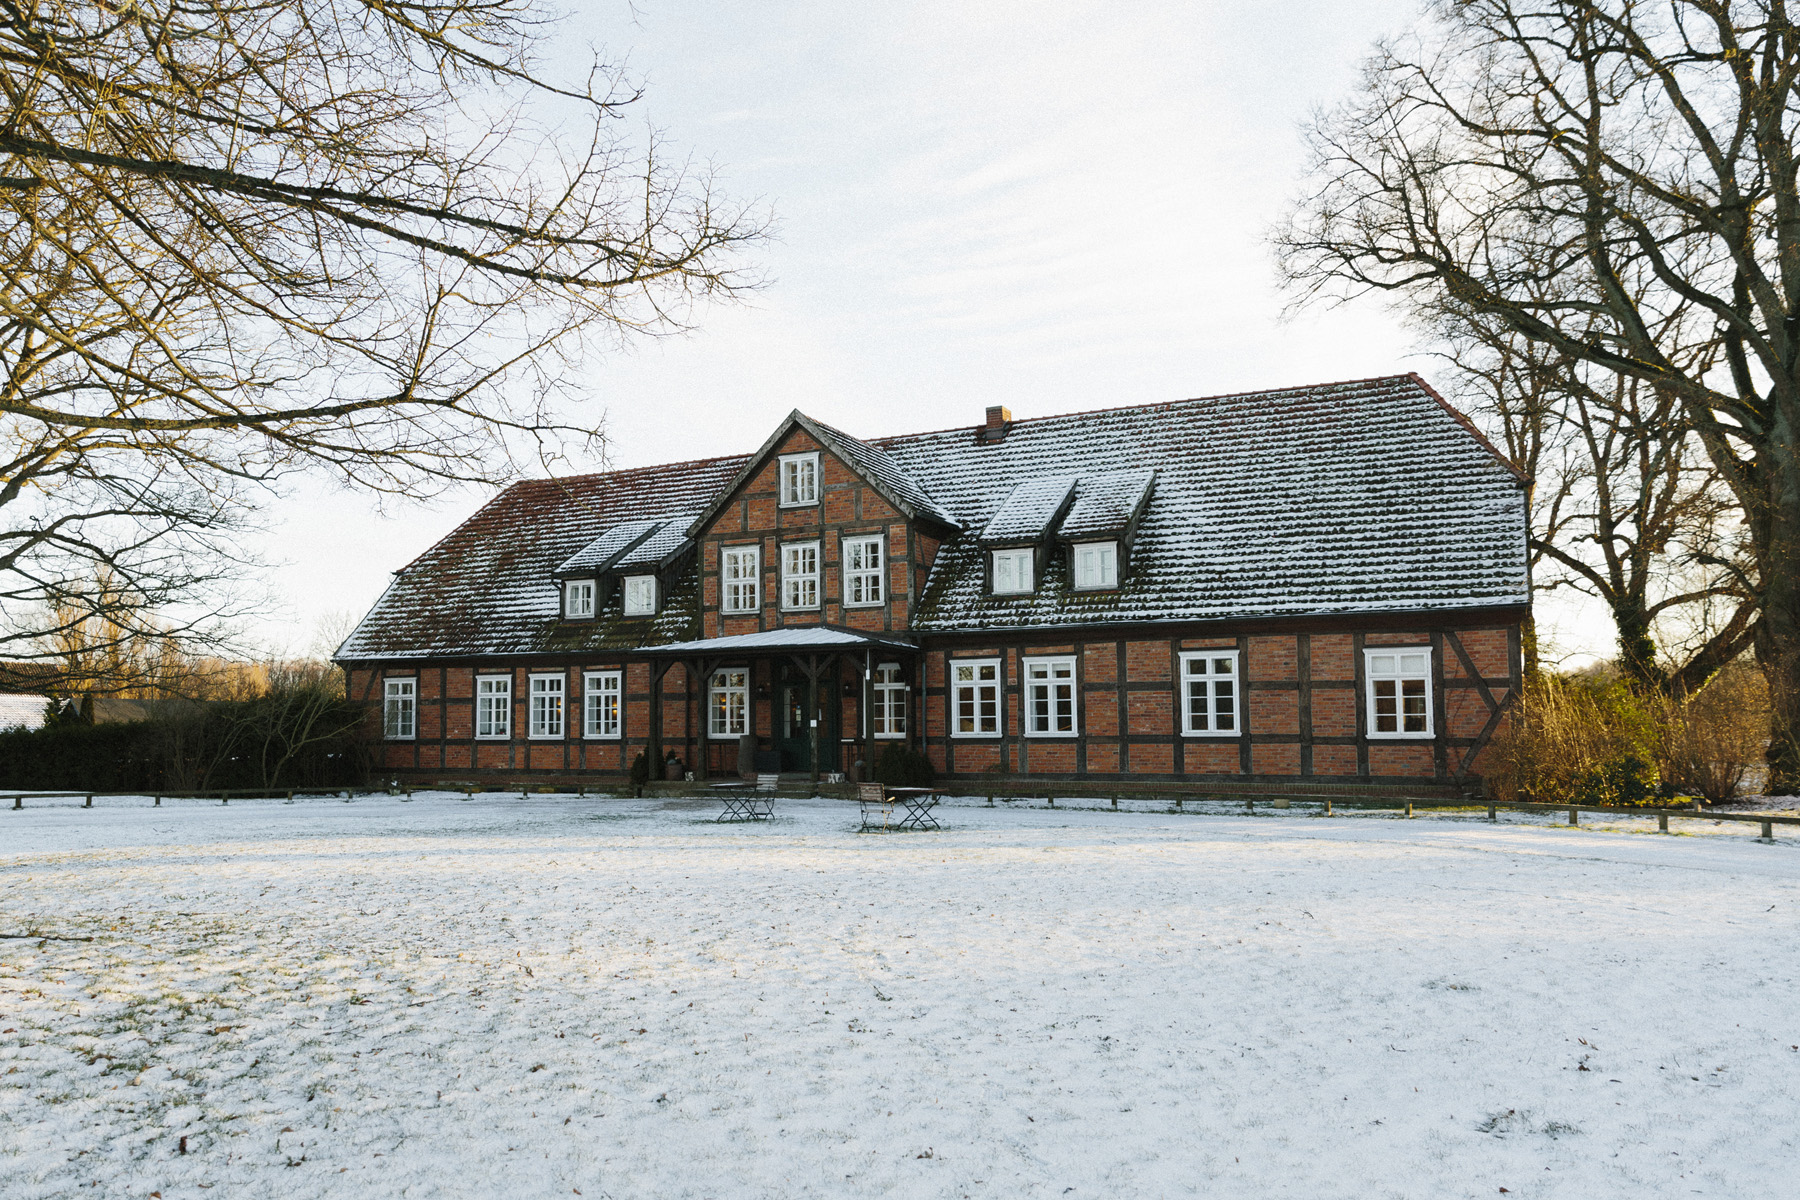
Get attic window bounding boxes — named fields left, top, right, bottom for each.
left=1072, top=541, right=1118, bottom=590
left=563, top=580, right=595, bottom=619
left=992, top=549, right=1034, bottom=595
left=623, top=575, right=658, bottom=616
left=780, top=453, right=820, bottom=506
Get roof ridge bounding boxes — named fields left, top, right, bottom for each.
left=860, top=373, right=1422, bottom=446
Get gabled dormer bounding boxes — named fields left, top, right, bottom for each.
left=978, top=475, right=1077, bottom=597
left=1058, top=468, right=1157, bottom=590
left=554, top=514, right=699, bottom=620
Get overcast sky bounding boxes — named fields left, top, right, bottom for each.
left=263, top=1, right=1610, bottom=663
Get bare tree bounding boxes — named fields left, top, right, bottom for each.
left=1425, top=299, right=1756, bottom=692
left=1278, top=0, right=1800, bottom=791
left=0, top=0, right=763, bottom=684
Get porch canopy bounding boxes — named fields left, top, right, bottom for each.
left=640, top=626, right=919, bottom=783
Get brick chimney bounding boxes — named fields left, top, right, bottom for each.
left=981, top=405, right=1012, bottom=443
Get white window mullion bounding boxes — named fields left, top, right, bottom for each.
left=1180, top=651, right=1239, bottom=736
left=951, top=659, right=1002, bottom=737
left=1023, top=657, right=1077, bottom=736
left=782, top=541, right=820, bottom=610
left=1366, top=648, right=1434, bottom=738
left=383, top=678, right=416, bottom=740
left=583, top=670, right=621, bottom=739
left=529, top=674, right=564, bottom=739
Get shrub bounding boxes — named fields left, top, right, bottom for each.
left=1485, top=672, right=1662, bottom=806
left=629, top=751, right=651, bottom=795
left=1660, top=663, right=1769, bottom=805
left=872, top=743, right=934, bottom=787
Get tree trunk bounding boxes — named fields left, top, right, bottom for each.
left=1756, top=415, right=1800, bottom=794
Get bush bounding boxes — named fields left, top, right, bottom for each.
left=0, top=692, right=370, bottom=792
left=872, top=743, right=934, bottom=788
left=629, top=751, right=651, bottom=795
left=1660, top=663, right=1769, bottom=804
left=1485, top=673, right=1662, bottom=806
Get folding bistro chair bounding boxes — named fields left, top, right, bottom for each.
left=857, top=782, right=893, bottom=831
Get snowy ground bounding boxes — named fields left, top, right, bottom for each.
left=2, top=793, right=1797, bottom=1199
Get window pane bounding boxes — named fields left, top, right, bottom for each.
left=1214, top=679, right=1235, bottom=730
left=1374, top=679, right=1397, bottom=733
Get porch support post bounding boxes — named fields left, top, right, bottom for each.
left=862, top=647, right=874, bottom=783
left=692, top=656, right=721, bottom=780
left=647, top=659, right=675, bottom=777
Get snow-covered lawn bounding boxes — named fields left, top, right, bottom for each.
left=2, top=793, right=1796, bottom=1199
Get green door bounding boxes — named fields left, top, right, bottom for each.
left=776, top=677, right=839, bottom=772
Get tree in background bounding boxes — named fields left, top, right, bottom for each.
left=0, top=0, right=763, bottom=686
left=1423, top=298, right=1756, bottom=692
left=1279, top=0, right=1800, bottom=789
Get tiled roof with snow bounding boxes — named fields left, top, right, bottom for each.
left=337, top=456, right=746, bottom=661
left=1059, top=469, right=1158, bottom=539
left=555, top=518, right=664, bottom=576
left=614, top=513, right=703, bottom=570
left=0, top=693, right=50, bottom=730
left=885, top=375, right=1528, bottom=632
left=979, top=476, right=1078, bottom=544
left=802, top=415, right=959, bottom=528
left=338, top=375, right=1527, bottom=660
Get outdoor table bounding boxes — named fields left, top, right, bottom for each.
left=710, top=780, right=774, bottom=822
left=883, top=786, right=942, bottom=831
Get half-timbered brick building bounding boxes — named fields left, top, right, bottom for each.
left=337, top=375, right=1530, bottom=796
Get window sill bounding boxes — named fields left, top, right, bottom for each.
left=384, top=736, right=416, bottom=742
left=1023, top=732, right=1079, bottom=739
left=873, top=733, right=907, bottom=740
left=777, top=500, right=819, bottom=509
left=474, top=735, right=510, bottom=742
left=1183, top=731, right=1244, bottom=738
left=720, top=608, right=762, bottom=617
left=1367, top=732, right=1435, bottom=740
left=842, top=600, right=884, bottom=609
left=950, top=732, right=1004, bottom=739
left=584, top=733, right=622, bottom=741
left=781, top=606, right=822, bottom=614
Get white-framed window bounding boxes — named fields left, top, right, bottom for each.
left=720, top=545, right=760, bottom=613
left=1366, top=647, right=1433, bottom=737
left=710, top=669, right=748, bottom=737
left=951, top=658, right=1002, bottom=737
left=782, top=541, right=820, bottom=610
left=872, top=661, right=907, bottom=738
left=992, top=548, right=1034, bottom=595
left=529, top=674, right=565, bottom=739
left=476, top=675, right=511, bottom=739
left=779, top=452, right=820, bottom=506
left=563, top=579, right=595, bottom=619
left=583, top=670, right=622, bottom=739
left=844, top=535, right=884, bottom=606
left=1180, top=651, right=1239, bottom=736
left=623, top=575, right=657, bottom=616
left=383, top=677, right=416, bottom=740
left=1072, top=541, right=1118, bottom=590
left=1023, top=656, right=1077, bottom=736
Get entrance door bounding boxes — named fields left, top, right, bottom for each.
left=776, top=677, right=840, bottom=772
left=777, top=683, right=811, bottom=772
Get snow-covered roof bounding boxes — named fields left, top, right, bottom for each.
left=614, top=513, right=702, bottom=571
left=338, top=455, right=746, bottom=660
left=0, top=693, right=50, bottom=731
left=979, top=476, right=1077, bottom=544
left=555, top=519, right=664, bottom=576
left=338, top=375, right=1529, bottom=661
left=641, top=627, right=918, bottom=656
left=1060, top=469, right=1157, bottom=540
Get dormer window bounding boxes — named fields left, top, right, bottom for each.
left=563, top=580, right=595, bottom=619
left=992, top=548, right=1034, bottom=595
left=1072, top=541, right=1118, bottom=590
left=623, top=575, right=658, bottom=616
left=780, top=452, right=820, bottom=506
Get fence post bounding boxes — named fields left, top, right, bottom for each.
left=1175, top=797, right=1183, bottom=811
left=153, top=794, right=160, bottom=807
left=1761, top=820, right=1774, bottom=842
left=1658, top=813, right=1669, bottom=833
left=1246, top=797, right=1255, bottom=814
left=1405, top=801, right=1413, bottom=818
left=1568, top=807, right=1578, bottom=826
left=1488, top=804, right=1497, bottom=822
left=11, top=795, right=19, bottom=810
left=84, top=794, right=92, bottom=809
left=1324, top=797, right=1332, bottom=816
left=1111, top=796, right=1118, bottom=809
left=1047, top=795, right=1055, bottom=808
